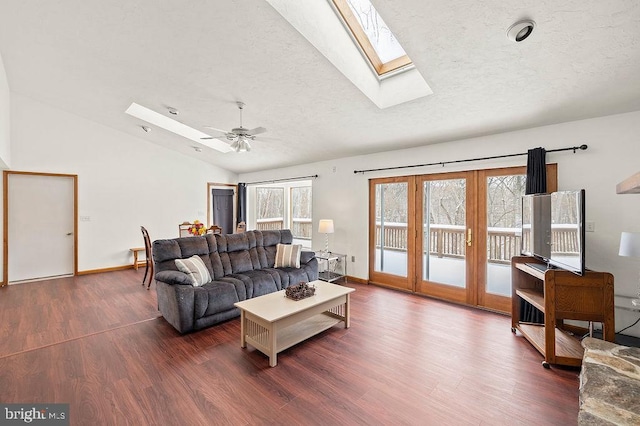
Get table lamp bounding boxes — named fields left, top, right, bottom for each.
left=318, top=219, right=334, bottom=255
left=619, top=231, right=640, bottom=306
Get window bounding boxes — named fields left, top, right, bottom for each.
left=256, top=187, right=284, bottom=230
left=291, top=186, right=312, bottom=240
left=332, top=0, right=412, bottom=75
left=251, top=181, right=313, bottom=246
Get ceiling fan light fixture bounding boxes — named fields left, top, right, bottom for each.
left=237, top=138, right=251, bottom=153
left=201, top=102, right=265, bottom=153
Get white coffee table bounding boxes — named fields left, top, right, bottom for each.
left=234, top=280, right=355, bottom=367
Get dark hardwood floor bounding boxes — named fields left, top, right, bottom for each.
left=0, top=270, right=579, bottom=425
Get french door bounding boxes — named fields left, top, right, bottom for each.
left=368, top=177, right=416, bottom=292
left=416, top=172, right=475, bottom=305
left=369, top=165, right=557, bottom=312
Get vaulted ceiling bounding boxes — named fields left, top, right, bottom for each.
left=1, top=0, right=639, bottom=173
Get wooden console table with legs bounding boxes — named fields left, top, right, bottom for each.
left=234, top=281, right=354, bottom=367
left=511, top=256, right=615, bottom=368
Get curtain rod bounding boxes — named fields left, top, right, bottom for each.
left=353, top=144, right=588, bottom=174
left=244, top=174, right=319, bottom=186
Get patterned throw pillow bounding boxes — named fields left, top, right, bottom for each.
left=175, top=255, right=211, bottom=286
left=274, top=243, right=302, bottom=268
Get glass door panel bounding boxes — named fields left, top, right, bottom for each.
left=374, top=182, right=408, bottom=277
left=422, top=178, right=467, bottom=287
left=484, top=174, right=526, bottom=297
left=477, top=165, right=556, bottom=313
left=369, top=177, right=415, bottom=291
left=416, top=172, right=473, bottom=304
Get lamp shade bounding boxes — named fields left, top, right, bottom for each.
left=619, top=232, right=640, bottom=257
left=318, top=219, right=334, bottom=234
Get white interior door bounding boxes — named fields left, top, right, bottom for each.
left=8, top=173, right=75, bottom=283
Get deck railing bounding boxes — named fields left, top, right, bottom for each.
left=256, top=218, right=284, bottom=230
left=292, top=218, right=312, bottom=240
left=255, top=218, right=312, bottom=240
left=376, top=223, right=578, bottom=264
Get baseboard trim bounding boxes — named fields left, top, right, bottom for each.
left=345, top=275, right=368, bottom=284
left=368, top=280, right=413, bottom=293
left=78, top=264, right=145, bottom=275
left=367, top=281, right=509, bottom=315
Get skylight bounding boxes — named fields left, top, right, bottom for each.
left=332, top=0, right=412, bottom=76
left=125, top=102, right=232, bottom=153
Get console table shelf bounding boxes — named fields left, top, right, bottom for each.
left=511, top=256, right=615, bottom=368
left=515, top=289, right=544, bottom=311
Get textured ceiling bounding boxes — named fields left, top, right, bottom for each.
left=1, top=0, right=639, bottom=174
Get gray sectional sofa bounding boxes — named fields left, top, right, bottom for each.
left=152, top=229, right=318, bottom=333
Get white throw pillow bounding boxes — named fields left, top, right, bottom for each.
left=274, top=244, right=302, bottom=268
left=175, top=255, right=211, bottom=286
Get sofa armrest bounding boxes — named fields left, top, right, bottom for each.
left=155, top=270, right=193, bottom=286
left=300, top=250, right=316, bottom=265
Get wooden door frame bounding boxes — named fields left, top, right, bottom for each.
left=367, top=164, right=558, bottom=313
left=368, top=176, right=416, bottom=292
left=477, top=164, right=557, bottom=312
left=415, top=170, right=477, bottom=305
left=3, top=171, right=78, bottom=287
left=207, top=182, right=237, bottom=230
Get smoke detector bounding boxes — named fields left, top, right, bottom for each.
left=507, top=20, right=536, bottom=42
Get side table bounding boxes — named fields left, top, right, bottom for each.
left=315, top=251, right=347, bottom=284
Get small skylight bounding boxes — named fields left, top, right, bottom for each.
left=125, top=102, right=232, bottom=153
left=332, top=0, right=412, bottom=76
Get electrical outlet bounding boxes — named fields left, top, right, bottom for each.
left=332, top=166, right=337, bottom=173
left=80, top=216, right=90, bottom=222
left=586, top=221, right=595, bottom=232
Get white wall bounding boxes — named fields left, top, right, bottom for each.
left=5, top=94, right=237, bottom=275
left=0, top=51, right=10, bottom=168
left=240, top=110, right=640, bottom=336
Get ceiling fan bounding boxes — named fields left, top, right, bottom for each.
left=202, top=102, right=266, bottom=152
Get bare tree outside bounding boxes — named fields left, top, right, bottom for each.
left=291, top=187, right=312, bottom=219
left=426, top=179, right=466, bottom=226
left=292, top=186, right=312, bottom=239
left=487, top=175, right=526, bottom=228
left=375, top=183, right=407, bottom=223
left=256, top=188, right=284, bottom=229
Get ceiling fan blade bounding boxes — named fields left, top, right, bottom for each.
left=245, top=126, right=266, bottom=136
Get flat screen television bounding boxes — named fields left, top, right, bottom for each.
left=521, top=189, right=585, bottom=275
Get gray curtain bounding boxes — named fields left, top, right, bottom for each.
left=237, top=183, right=247, bottom=225
left=522, top=147, right=547, bottom=323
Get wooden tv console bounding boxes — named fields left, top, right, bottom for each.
left=511, top=256, right=615, bottom=368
